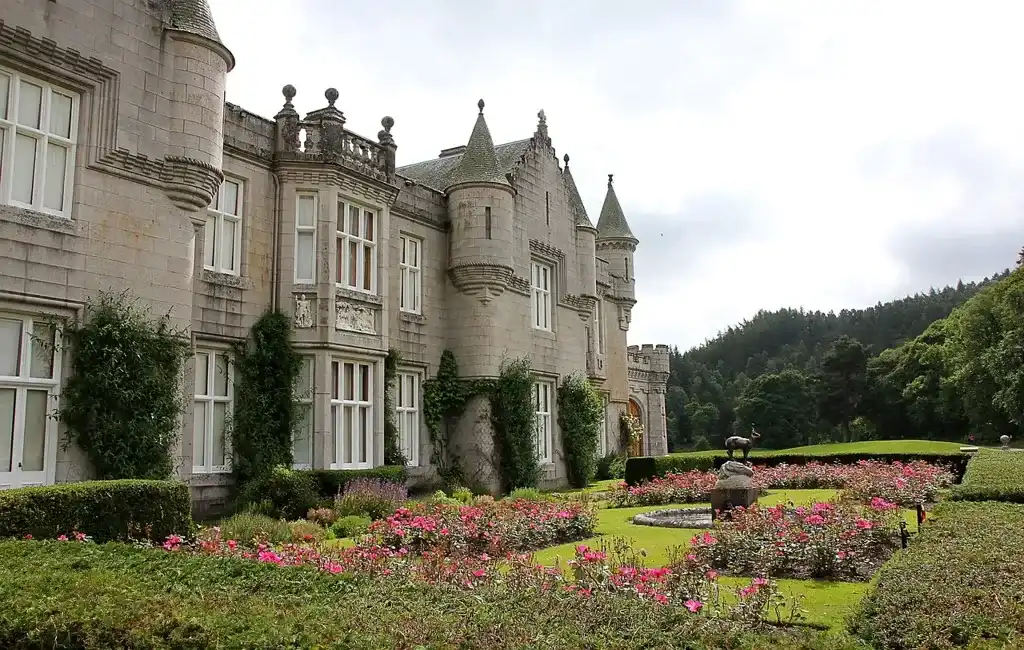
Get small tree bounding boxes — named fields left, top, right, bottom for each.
left=557, top=373, right=604, bottom=488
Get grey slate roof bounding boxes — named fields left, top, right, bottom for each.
left=562, top=159, right=593, bottom=228
left=168, top=0, right=226, bottom=47
left=398, top=139, right=531, bottom=193
left=445, top=105, right=511, bottom=190
left=596, top=175, right=637, bottom=241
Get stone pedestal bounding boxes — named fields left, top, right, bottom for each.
left=710, top=461, right=759, bottom=517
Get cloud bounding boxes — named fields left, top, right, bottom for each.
left=208, top=0, right=1024, bottom=352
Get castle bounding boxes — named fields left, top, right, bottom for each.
left=0, top=0, right=669, bottom=504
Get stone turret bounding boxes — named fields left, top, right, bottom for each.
left=160, top=0, right=235, bottom=214
left=445, top=99, right=516, bottom=318
left=595, top=174, right=638, bottom=307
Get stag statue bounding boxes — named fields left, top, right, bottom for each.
left=724, top=428, right=761, bottom=461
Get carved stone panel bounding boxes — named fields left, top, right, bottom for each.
left=293, top=294, right=314, bottom=329
left=335, top=299, right=376, bottom=334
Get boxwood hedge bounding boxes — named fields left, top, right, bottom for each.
left=950, top=448, right=1024, bottom=503
left=0, top=480, right=192, bottom=543
left=852, top=500, right=1024, bottom=649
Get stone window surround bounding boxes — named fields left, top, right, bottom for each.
left=330, top=356, right=375, bottom=470
left=0, top=63, right=79, bottom=219
left=0, top=306, right=63, bottom=488
left=395, top=367, right=423, bottom=468
left=335, top=196, right=379, bottom=296
left=594, top=298, right=605, bottom=354
left=398, top=233, right=422, bottom=316
left=192, top=344, right=233, bottom=475
left=294, top=191, right=318, bottom=284
left=292, top=355, right=315, bottom=470
left=203, top=176, right=245, bottom=276
left=533, top=376, right=555, bottom=465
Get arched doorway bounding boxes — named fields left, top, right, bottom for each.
left=627, top=399, right=644, bottom=457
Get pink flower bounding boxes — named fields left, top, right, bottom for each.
left=684, top=599, right=703, bottom=613
left=472, top=568, right=487, bottom=578
left=22, top=534, right=32, bottom=540
left=804, top=514, right=825, bottom=525
left=57, top=534, right=68, bottom=541
left=227, top=539, right=238, bottom=550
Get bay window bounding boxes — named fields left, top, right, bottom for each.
left=336, top=200, right=377, bottom=294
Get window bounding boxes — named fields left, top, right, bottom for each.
left=597, top=394, right=608, bottom=457
left=485, top=206, right=492, bottom=239
left=396, top=371, right=420, bottom=467
left=399, top=236, right=422, bottom=314
left=545, top=191, right=550, bottom=225
left=193, top=349, right=232, bottom=474
left=531, top=261, right=552, bottom=331
left=336, top=200, right=377, bottom=293
left=533, top=380, right=553, bottom=464
left=295, top=193, right=317, bottom=283
left=292, top=356, right=314, bottom=470
left=330, top=359, right=374, bottom=469
left=0, top=313, right=59, bottom=488
left=204, top=178, right=243, bottom=275
left=594, top=300, right=604, bottom=354
left=625, top=258, right=630, bottom=281
left=0, top=67, right=78, bottom=217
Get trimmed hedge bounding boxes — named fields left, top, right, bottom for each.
left=625, top=450, right=971, bottom=486
left=0, top=541, right=850, bottom=649
left=305, top=466, right=407, bottom=498
left=0, top=480, right=193, bottom=543
left=950, top=448, right=1024, bottom=503
left=852, top=501, right=1024, bottom=649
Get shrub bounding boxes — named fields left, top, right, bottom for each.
left=852, top=501, right=1024, bottom=649
left=595, top=453, right=626, bottom=480
left=624, top=456, right=657, bottom=486
left=507, top=487, right=546, bottom=502
left=489, top=357, right=538, bottom=491
left=213, top=511, right=292, bottom=546
left=0, top=479, right=192, bottom=543
left=304, top=466, right=407, bottom=499
left=556, top=373, right=604, bottom=488
left=334, top=478, right=408, bottom=520
left=450, top=485, right=474, bottom=504
left=950, top=448, right=1024, bottom=503
left=691, top=435, right=712, bottom=451
left=289, top=519, right=327, bottom=544
left=608, top=472, right=716, bottom=508
left=330, top=515, right=372, bottom=539
left=57, top=291, right=191, bottom=480
left=235, top=466, right=319, bottom=520
left=306, top=507, right=337, bottom=527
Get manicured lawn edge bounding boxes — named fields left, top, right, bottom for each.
left=949, top=448, right=1024, bottom=503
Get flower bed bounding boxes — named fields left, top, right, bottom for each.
left=689, top=499, right=903, bottom=581
left=366, top=498, right=597, bottom=556
left=607, top=460, right=953, bottom=508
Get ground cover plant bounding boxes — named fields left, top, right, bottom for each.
left=852, top=500, right=1024, bottom=649
left=950, top=448, right=1024, bottom=503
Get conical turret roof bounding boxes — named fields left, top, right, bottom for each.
left=167, top=0, right=235, bottom=70
left=562, top=154, right=593, bottom=228
left=445, top=99, right=510, bottom=191
left=596, top=174, right=637, bottom=241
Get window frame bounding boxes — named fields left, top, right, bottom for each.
left=203, top=177, right=244, bottom=276
left=0, top=65, right=79, bottom=218
left=294, top=192, right=318, bottom=284
left=533, top=379, right=554, bottom=464
left=594, top=299, right=605, bottom=354
left=597, top=394, right=609, bottom=457
left=0, top=311, right=62, bottom=488
left=329, top=358, right=375, bottom=470
left=335, top=199, right=379, bottom=295
left=531, top=260, right=553, bottom=332
left=192, top=347, right=233, bottom=475
left=395, top=369, right=422, bottom=467
left=292, top=356, right=315, bottom=470
left=399, top=235, right=422, bottom=315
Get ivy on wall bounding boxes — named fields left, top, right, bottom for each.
left=557, top=373, right=604, bottom=488
left=57, top=291, right=191, bottom=480
left=490, top=357, right=538, bottom=491
left=383, top=348, right=406, bottom=466
left=423, top=350, right=468, bottom=485
left=230, top=310, right=303, bottom=487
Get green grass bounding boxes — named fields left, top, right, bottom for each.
left=669, top=439, right=966, bottom=459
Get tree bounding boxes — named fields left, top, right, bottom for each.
left=684, top=401, right=719, bottom=442
left=735, top=369, right=818, bottom=448
left=816, top=336, right=869, bottom=442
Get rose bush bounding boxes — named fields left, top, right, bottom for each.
left=690, top=498, right=902, bottom=581
left=608, top=471, right=718, bottom=508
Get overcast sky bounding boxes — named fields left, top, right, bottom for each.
left=208, top=0, right=1024, bottom=351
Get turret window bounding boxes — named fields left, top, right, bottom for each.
left=531, top=261, right=553, bottom=331
left=399, top=236, right=422, bottom=314
left=0, top=66, right=78, bottom=218
left=485, top=206, right=492, bottom=239
left=294, top=193, right=317, bottom=283
left=337, top=200, right=378, bottom=294
left=204, top=178, right=243, bottom=275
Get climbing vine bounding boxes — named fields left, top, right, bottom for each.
left=57, top=290, right=191, bottom=480
left=490, top=357, right=538, bottom=491
left=620, top=412, right=645, bottom=455
left=557, top=373, right=604, bottom=488
left=383, top=348, right=406, bottom=466
left=423, top=350, right=468, bottom=484
left=230, top=310, right=303, bottom=487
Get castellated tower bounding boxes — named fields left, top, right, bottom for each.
left=444, top=100, right=516, bottom=491
left=626, top=344, right=671, bottom=457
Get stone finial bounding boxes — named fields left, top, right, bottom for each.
left=477, top=98, right=485, bottom=114
left=325, top=88, right=339, bottom=107
left=564, top=153, right=570, bottom=167
left=538, top=109, right=546, bottom=124
left=282, top=84, right=296, bottom=106
left=608, top=173, right=614, bottom=186
left=378, top=115, right=395, bottom=143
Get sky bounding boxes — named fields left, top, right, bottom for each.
left=208, top=0, right=1024, bottom=351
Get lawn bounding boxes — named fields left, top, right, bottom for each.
left=668, top=439, right=966, bottom=459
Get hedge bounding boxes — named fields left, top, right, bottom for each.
left=950, top=448, right=1024, bottom=503
left=0, top=541, right=847, bottom=649
left=624, top=451, right=971, bottom=486
left=852, top=500, right=1024, bottom=649
left=305, top=466, right=407, bottom=498
left=0, top=480, right=193, bottom=543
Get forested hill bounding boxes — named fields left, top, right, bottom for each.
left=665, top=269, right=1011, bottom=450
